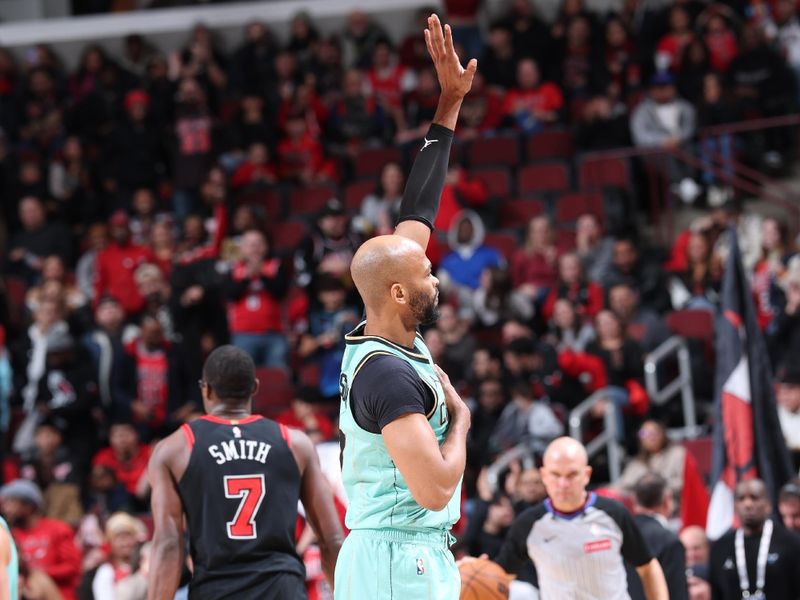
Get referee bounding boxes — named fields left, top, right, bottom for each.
left=495, top=437, right=668, bottom=599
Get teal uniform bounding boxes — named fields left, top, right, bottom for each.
left=334, top=322, right=462, bottom=600
left=0, top=517, right=18, bottom=600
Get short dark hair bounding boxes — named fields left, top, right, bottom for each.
left=634, top=472, right=668, bottom=509
left=203, top=345, right=256, bottom=402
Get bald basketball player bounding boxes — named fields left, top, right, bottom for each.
left=334, top=14, right=476, bottom=600
left=496, top=437, right=669, bottom=600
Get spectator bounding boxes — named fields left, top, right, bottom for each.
left=227, top=95, right=276, bottom=159
left=606, top=236, right=671, bottom=313
left=545, top=298, right=596, bottom=352
left=128, top=188, right=159, bottom=247
left=19, top=419, right=82, bottom=526
left=357, top=161, right=404, bottom=236
left=775, top=365, right=800, bottom=469
left=655, top=6, right=696, bottom=72
left=114, top=541, right=150, bottom=600
left=768, top=268, right=800, bottom=372
left=778, top=480, right=800, bottom=533
left=0, top=479, right=82, bottom=600
left=287, top=11, right=320, bottom=67
left=752, top=216, right=793, bottom=331
left=47, top=135, right=100, bottom=231
left=773, top=0, right=800, bottom=102
left=559, top=15, right=600, bottom=100
left=75, top=223, right=108, bottom=301
left=464, top=494, right=515, bottom=558
left=395, top=66, right=440, bottom=145
left=91, top=421, right=151, bottom=511
left=84, top=512, right=145, bottom=600
left=225, top=230, right=289, bottom=368
left=616, top=420, right=686, bottom=501
left=501, top=0, right=552, bottom=65
left=456, top=70, right=504, bottom=140
left=697, top=72, right=739, bottom=195
left=542, top=252, right=604, bottom=321
left=666, top=230, right=721, bottom=310
left=435, top=304, right=479, bottom=384
left=628, top=473, right=689, bottom=600
left=575, top=213, right=615, bottom=283
left=366, top=40, right=417, bottom=116
left=574, top=93, right=631, bottom=150
left=490, top=379, right=564, bottom=456
left=275, top=387, right=336, bottom=444
left=467, top=346, right=505, bottom=390
left=439, top=210, right=503, bottom=313
left=602, top=15, right=641, bottom=101
left=297, top=275, right=359, bottom=401
left=700, top=8, right=738, bottom=72
left=680, top=526, right=712, bottom=600
left=341, top=10, right=389, bottom=69
left=481, top=24, right=518, bottom=89
left=230, top=142, right=277, bottom=190
left=24, top=255, right=87, bottom=317
left=327, top=68, right=389, bottom=157
left=431, top=162, right=488, bottom=232
left=511, top=216, right=559, bottom=305
left=6, top=197, right=73, bottom=285
left=467, top=378, right=508, bottom=469
left=276, top=112, right=336, bottom=186
left=473, top=266, right=535, bottom=329
left=231, top=21, right=278, bottom=96
left=607, top=280, right=670, bottom=353
left=132, top=264, right=177, bottom=343
left=677, top=38, right=712, bottom=105
left=94, top=210, right=155, bottom=316
left=502, top=58, right=564, bottom=132
left=0, top=327, right=10, bottom=458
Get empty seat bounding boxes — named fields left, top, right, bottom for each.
left=344, top=180, right=376, bottom=212
left=271, top=221, right=307, bottom=255
left=578, top=157, right=629, bottom=190
left=288, top=186, right=337, bottom=217
left=467, top=136, right=520, bottom=167
left=526, top=129, right=574, bottom=161
left=554, top=192, right=604, bottom=225
left=484, top=232, right=520, bottom=261
left=236, top=188, right=283, bottom=220
left=473, top=168, right=512, bottom=199
left=517, top=162, right=570, bottom=195
left=353, top=147, right=403, bottom=179
left=498, top=198, right=545, bottom=228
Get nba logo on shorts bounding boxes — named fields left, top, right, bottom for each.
left=416, top=558, right=425, bottom=575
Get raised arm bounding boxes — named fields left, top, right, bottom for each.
left=290, top=428, right=344, bottom=589
left=382, top=365, right=470, bottom=511
left=146, top=434, right=187, bottom=600
left=395, top=13, right=477, bottom=250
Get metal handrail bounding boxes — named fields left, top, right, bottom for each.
left=568, top=388, right=623, bottom=482
left=484, top=444, right=537, bottom=495
left=644, top=335, right=703, bottom=440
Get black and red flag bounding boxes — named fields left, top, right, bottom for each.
left=706, top=227, right=794, bottom=539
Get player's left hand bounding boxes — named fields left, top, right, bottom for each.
left=424, top=14, right=477, bottom=100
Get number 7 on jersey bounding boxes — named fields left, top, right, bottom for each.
left=224, top=474, right=266, bottom=540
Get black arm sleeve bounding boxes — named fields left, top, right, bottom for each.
left=494, top=505, right=542, bottom=575
left=350, top=355, right=434, bottom=433
left=396, top=123, right=454, bottom=230
left=598, top=497, right=653, bottom=567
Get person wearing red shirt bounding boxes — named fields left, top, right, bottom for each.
left=433, top=163, right=488, bottom=231
left=224, top=229, right=289, bottom=368
left=456, top=70, right=504, bottom=140
left=542, top=252, right=604, bottom=321
left=277, top=114, right=337, bottom=185
left=703, top=12, right=738, bottom=72
left=94, top=210, right=155, bottom=316
left=366, top=40, right=417, bottom=113
left=502, top=58, right=564, bottom=132
left=230, top=142, right=278, bottom=190
left=656, top=6, right=696, bottom=71
left=275, top=387, right=335, bottom=444
left=91, top=422, right=151, bottom=504
left=511, top=216, right=560, bottom=303
left=0, top=479, right=81, bottom=600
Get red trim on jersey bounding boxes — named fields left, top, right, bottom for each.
left=279, top=424, right=292, bottom=448
left=200, top=414, right=263, bottom=426
left=180, top=423, right=195, bottom=449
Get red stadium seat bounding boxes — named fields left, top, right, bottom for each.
left=484, top=232, right=520, bottom=261
left=288, top=186, right=337, bottom=216
left=271, top=221, right=307, bottom=255
left=236, top=188, right=283, bottom=221
left=467, top=136, right=520, bottom=167
left=473, top=168, right=512, bottom=199
left=554, top=192, right=604, bottom=225
left=498, top=198, right=545, bottom=228
left=666, top=309, right=716, bottom=363
left=578, top=157, right=630, bottom=190
left=353, top=147, right=403, bottom=179
left=253, top=367, right=295, bottom=417
left=526, top=129, right=574, bottom=161
left=517, top=162, right=571, bottom=195
left=343, top=180, right=375, bottom=213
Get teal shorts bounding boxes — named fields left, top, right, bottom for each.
left=333, top=528, right=460, bottom=600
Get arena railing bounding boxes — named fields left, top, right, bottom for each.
left=568, top=388, right=623, bottom=482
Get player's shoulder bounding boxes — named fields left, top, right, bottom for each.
left=354, top=352, right=419, bottom=382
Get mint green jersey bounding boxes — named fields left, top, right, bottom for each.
left=338, top=322, right=461, bottom=532
left=0, top=517, right=17, bottom=600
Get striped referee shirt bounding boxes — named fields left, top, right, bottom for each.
left=495, top=493, right=652, bottom=600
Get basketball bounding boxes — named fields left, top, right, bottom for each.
left=459, top=559, right=512, bottom=600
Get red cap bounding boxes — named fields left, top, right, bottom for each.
left=109, top=210, right=130, bottom=227
left=125, top=89, right=150, bottom=111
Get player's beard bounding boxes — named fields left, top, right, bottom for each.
left=410, top=288, right=439, bottom=326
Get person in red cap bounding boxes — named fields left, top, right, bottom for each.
left=94, top=210, right=155, bottom=316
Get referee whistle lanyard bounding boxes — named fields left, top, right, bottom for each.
left=734, top=518, right=773, bottom=600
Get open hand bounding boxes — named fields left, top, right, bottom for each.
left=424, top=14, right=477, bottom=100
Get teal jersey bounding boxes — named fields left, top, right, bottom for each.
left=339, top=322, right=461, bottom=532
left=0, top=517, right=17, bottom=600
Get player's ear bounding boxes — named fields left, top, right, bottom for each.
left=390, top=282, right=407, bottom=305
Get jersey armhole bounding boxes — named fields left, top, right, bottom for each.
left=279, top=423, right=292, bottom=448
left=180, top=423, right=195, bottom=450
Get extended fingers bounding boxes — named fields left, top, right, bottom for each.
left=444, top=23, right=455, bottom=57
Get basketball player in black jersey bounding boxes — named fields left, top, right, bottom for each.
left=147, top=345, right=343, bottom=600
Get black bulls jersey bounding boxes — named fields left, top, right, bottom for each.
left=177, top=415, right=304, bottom=599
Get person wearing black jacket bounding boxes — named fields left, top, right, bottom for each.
left=627, top=473, right=688, bottom=600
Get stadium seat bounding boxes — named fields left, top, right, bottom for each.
left=554, top=192, right=604, bottom=225
left=473, top=168, right=512, bottom=199
left=343, top=180, right=375, bottom=213
left=526, top=129, right=574, bottom=161
left=498, top=198, right=545, bottom=228
left=484, top=231, right=520, bottom=262
left=666, top=309, right=716, bottom=363
left=517, top=162, right=571, bottom=195
left=270, top=221, right=307, bottom=256
left=578, top=157, right=630, bottom=190
left=352, top=146, right=403, bottom=179
left=253, top=367, right=296, bottom=417
left=466, top=136, right=520, bottom=168
left=235, top=188, right=283, bottom=221
left=288, top=186, right=338, bottom=216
